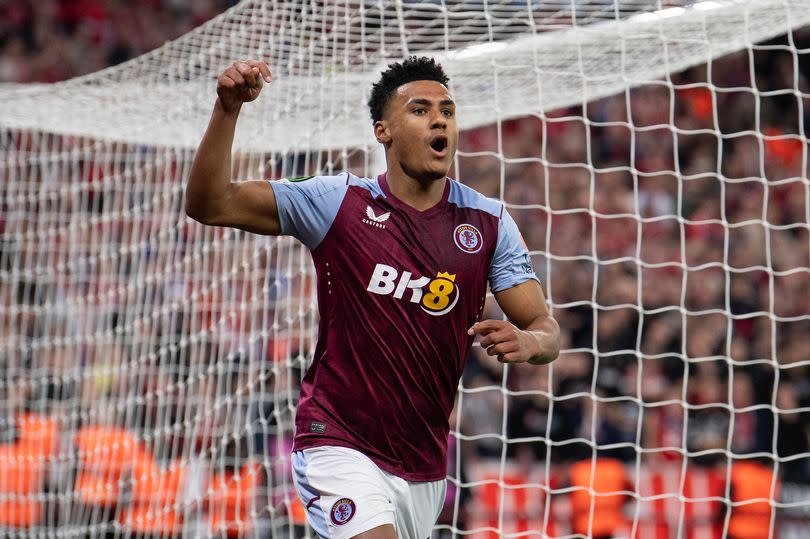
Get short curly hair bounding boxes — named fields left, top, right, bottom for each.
left=368, top=56, right=450, bottom=123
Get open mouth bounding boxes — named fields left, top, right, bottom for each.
left=429, top=135, right=448, bottom=155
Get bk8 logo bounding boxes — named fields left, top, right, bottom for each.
left=366, top=263, right=460, bottom=316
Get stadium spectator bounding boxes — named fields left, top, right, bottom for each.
left=775, top=380, right=810, bottom=483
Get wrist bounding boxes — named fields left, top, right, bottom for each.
left=524, top=328, right=557, bottom=365
left=215, top=97, right=242, bottom=118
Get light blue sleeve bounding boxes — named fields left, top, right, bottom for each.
left=269, top=174, right=349, bottom=250
left=488, top=208, right=540, bottom=293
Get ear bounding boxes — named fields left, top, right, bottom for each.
left=374, top=120, right=391, bottom=145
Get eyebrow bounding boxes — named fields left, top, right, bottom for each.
left=407, top=98, right=456, bottom=107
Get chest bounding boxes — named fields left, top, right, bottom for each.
left=341, top=192, right=492, bottom=270
left=316, top=191, right=496, bottom=314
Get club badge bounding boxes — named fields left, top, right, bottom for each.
left=330, top=498, right=356, bottom=525
left=454, top=224, right=483, bottom=254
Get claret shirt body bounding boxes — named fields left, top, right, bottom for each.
left=270, top=173, right=537, bottom=481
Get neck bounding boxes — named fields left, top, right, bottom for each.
left=384, top=160, right=447, bottom=212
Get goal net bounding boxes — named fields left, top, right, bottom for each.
left=1, top=0, right=809, bottom=537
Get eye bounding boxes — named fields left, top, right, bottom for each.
left=442, top=109, right=454, bottom=117
left=413, top=108, right=426, bottom=115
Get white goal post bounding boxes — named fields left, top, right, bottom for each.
left=1, top=1, right=809, bottom=537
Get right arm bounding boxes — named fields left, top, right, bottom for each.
left=185, top=60, right=281, bottom=235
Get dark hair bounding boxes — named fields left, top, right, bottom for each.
left=368, top=56, right=450, bottom=122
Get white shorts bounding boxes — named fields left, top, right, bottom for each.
left=292, top=446, right=446, bottom=539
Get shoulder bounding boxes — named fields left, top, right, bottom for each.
left=274, top=173, right=346, bottom=197
left=447, top=179, right=503, bottom=219
left=346, top=173, right=385, bottom=199
left=274, top=172, right=384, bottom=199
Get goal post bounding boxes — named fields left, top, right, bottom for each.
left=1, top=1, right=809, bottom=537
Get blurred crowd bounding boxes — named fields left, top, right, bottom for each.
left=455, top=31, right=810, bottom=478
left=1, top=0, right=810, bottom=537
left=0, top=0, right=237, bottom=82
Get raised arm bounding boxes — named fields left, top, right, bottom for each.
left=185, top=60, right=281, bottom=235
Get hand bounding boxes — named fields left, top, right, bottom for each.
left=467, top=320, right=541, bottom=364
left=217, top=60, right=272, bottom=115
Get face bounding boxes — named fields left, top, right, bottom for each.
left=374, top=80, right=458, bottom=182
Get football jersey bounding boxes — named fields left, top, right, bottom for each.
left=270, top=172, right=538, bottom=481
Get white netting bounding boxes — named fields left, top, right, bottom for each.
left=1, top=0, right=809, bottom=537
left=2, top=0, right=809, bottom=152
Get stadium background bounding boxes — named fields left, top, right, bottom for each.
left=1, top=0, right=809, bottom=538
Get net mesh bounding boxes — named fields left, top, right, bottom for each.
left=1, top=0, right=809, bottom=537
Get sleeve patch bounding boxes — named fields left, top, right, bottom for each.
left=270, top=175, right=350, bottom=250
left=488, top=208, right=540, bottom=293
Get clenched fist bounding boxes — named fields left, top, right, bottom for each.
left=217, top=60, right=272, bottom=115
left=468, top=319, right=555, bottom=364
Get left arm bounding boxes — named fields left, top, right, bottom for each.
left=468, top=279, right=560, bottom=365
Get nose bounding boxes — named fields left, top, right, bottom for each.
left=431, top=111, right=447, bottom=129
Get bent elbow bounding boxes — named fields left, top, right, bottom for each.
left=184, top=202, right=203, bottom=222
left=184, top=202, right=213, bottom=225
